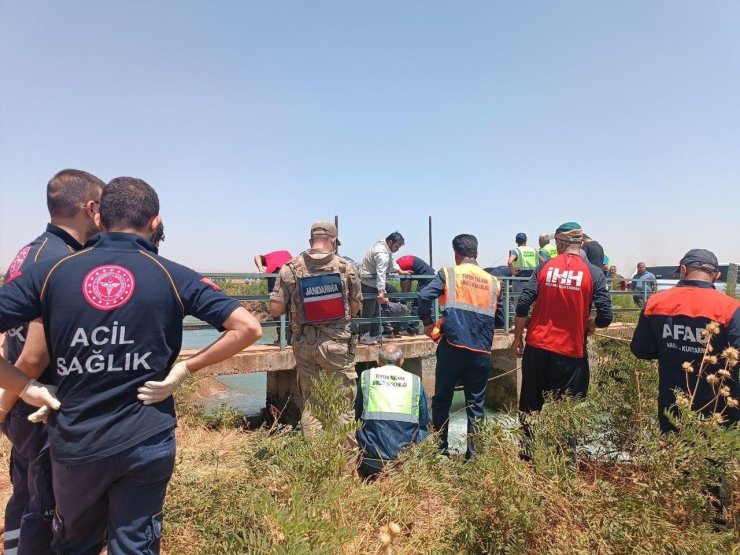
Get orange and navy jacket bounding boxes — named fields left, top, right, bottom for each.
left=516, top=253, right=612, bottom=359
left=631, top=280, right=739, bottom=433
left=2, top=224, right=83, bottom=386
left=418, top=260, right=500, bottom=354
left=0, top=232, right=240, bottom=465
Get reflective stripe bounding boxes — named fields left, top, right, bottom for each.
left=445, top=299, right=496, bottom=317
left=4, top=529, right=20, bottom=541
left=488, top=278, right=499, bottom=311
left=361, top=367, right=420, bottom=424
left=446, top=267, right=456, bottom=304
left=5, top=548, right=18, bottom=555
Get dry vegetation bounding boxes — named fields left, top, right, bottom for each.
left=162, top=334, right=739, bottom=554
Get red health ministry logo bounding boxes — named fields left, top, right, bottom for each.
left=6, top=245, right=31, bottom=283
left=82, top=265, right=136, bottom=310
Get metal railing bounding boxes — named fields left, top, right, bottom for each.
left=187, top=273, right=654, bottom=350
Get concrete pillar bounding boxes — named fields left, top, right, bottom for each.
left=485, top=348, right=521, bottom=411
left=401, top=357, right=423, bottom=379
left=265, top=368, right=300, bottom=426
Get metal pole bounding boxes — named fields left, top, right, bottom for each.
left=428, top=216, right=433, bottom=267
left=334, top=214, right=339, bottom=255
left=504, top=278, right=510, bottom=333
left=279, top=314, right=286, bottom=350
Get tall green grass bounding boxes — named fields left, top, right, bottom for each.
left=165, top=335, right=738, bottom=554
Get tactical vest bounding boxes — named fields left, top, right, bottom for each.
left=361, top=365, right=421, bottom=424
left=513, top=246, right=537, bottom=270
left=541, top=244, right=558, bottom=259
left=286, top=252, right=351, bottom=328
left=436, top=263, right=499, bottom=353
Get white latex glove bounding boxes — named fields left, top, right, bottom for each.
left=137, top=361, right=192, bottom=405
left=28, top=405, right=50, bottom=424
left=19, top=380, right=61, bottom=414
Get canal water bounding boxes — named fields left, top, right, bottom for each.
left=183, top=326, right=510, bottom=454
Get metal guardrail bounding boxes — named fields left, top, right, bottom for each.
left=191, top=273, right=654, bottom=350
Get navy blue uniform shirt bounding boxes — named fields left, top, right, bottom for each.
left=0, top=232, right=240, bottom=464
left=631, top=280, right=739, bottom=432
left=3, top=224, right=83, bottom=385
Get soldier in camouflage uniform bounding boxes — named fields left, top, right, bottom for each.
left=270, top=221, right=362, bottom=440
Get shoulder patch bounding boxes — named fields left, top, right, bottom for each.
left=200, top=277, right=221, bottom=291
left=5, top=245, right=32, bottom=283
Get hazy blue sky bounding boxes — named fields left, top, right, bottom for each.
left=1, top=1, right=738, bottom=274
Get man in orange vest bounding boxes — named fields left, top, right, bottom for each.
left=418, top=234, right=501, bottom=459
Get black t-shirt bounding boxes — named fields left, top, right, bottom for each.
left=0, top=232, right=239, bottom=464
left=2, top=224, right=83, bottom=385
left=582, top=241, right=605, bottom=268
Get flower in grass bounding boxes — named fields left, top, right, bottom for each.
left=721, top=347, right=738, bottom=366
left=717, top=369, right=732, bottom=380
left=705, top=355, right=719, bottom=365
left=710, top=412, right=726, bottom=425
left=706, top=374, right=720, bottom=386
left=720, top=386, right=731, bottom=398
left=726, top=397, right=739, bottom=409
left=675, top=394, right=690, bottom=408
left=682, top=362, right=694, bottom=373
left=706, top=321, right=721, bottom=335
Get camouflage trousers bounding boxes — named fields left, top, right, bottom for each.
left=292, top=326, right=357, bottom=450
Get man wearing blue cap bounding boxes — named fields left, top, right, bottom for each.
left=630, top=249, right=739, bottom=433
left=508, top=233, right=537, bottom=315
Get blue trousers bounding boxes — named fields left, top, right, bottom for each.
left=431, top=338, right=490, bottom=459
left=51, top=428, right=176, bottom=555
left=2, top=402, right=55, bottom=555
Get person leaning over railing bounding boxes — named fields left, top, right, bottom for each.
left=359, top=232, right=412, bottom=344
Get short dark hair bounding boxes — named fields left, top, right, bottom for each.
left=100, top=177, right=159, bottom=231
left=386, top=231, right=405, bottom=245
left=46, top=169, right=104, bottom=218
left=452, top=234, right=477, bottom=258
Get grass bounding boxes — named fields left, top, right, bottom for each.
left=163, top=335, right=739, bottom=554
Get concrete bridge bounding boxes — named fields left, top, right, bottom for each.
left=180, top=323, right=636, bottom=424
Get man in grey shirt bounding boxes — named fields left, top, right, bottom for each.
left=359, top=232, right=410, bottom=343
left=631, top=261, right=657, bottom=307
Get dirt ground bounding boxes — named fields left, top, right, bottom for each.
left=0, top=433, right=11, bottom=541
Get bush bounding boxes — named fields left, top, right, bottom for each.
left=163, top=337, right=738, bottom=554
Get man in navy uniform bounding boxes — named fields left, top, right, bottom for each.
left=631, top=249, right=739, bottom=433
left=0, top=177, right=263, bottom=554
left=0, top=169, right=104, bottom=555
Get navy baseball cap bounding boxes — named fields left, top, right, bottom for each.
left=674, top=249, right=719, bottom=273
left=515, top=232, right=527, bottom=242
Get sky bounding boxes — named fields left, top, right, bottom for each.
left=1, top=1, right=739, bottom=275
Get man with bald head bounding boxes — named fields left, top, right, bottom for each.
left=355, top=344, right=430, bottom=477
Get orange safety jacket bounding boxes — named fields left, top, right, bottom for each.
left=433, top=263, right=500, bottom=354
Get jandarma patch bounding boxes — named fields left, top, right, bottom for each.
left=82, top=265, right=136, bottom=310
